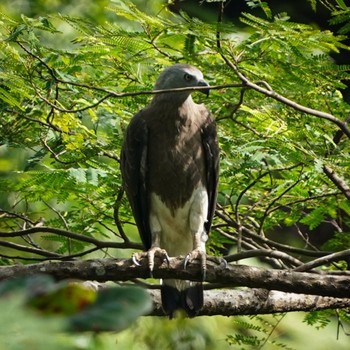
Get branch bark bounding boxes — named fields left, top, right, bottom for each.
left=323, top=165, right=350, bottom=200
left=148, top=289, right=350, bottom=316
left=1, top=257, right=349, bottom=299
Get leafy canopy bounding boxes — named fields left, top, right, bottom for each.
left=0, top=0, right=350, bottom=346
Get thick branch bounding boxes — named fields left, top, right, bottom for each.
left=1, top=257, right=349, bottom=299
left=148, top=289, right=350, bottom=316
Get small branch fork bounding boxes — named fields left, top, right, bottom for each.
left=227, top=60, right=350, bottom=140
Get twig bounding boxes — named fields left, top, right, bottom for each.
left=224, top=249, right=303, bottom=267
left=294, top=249, right=350, bottom=272
left=0, top=226, right=142, bottom=250
left=113, top=187, right=130, bottom=243
left=0, top=240, right=62, bottom=258
left=225, top=57, right=350, bottom=139
left=257, top=169, right=303, bottom=236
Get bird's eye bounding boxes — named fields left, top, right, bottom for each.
left=184, top=73, right=193, bottom=81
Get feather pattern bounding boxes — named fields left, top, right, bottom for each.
left=121, top=64, right=219, bottom=317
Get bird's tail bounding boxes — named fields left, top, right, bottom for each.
left=161, top=281, right=203, bottom=318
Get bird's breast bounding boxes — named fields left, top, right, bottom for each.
left=147, top=119, right=206, bottom=211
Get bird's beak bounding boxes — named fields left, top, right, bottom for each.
left=197, top=79, right=210, bottom=97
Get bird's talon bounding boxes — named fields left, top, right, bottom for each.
left=184, top=249, right=207, bottom=282
left=221, top=258, right=228, bottom=269
left=183, top=254, right=190, bottom=269
left=132, top=253, right=142, bottom=266
left=164, top=252, right=170, bottom=266
left=147, top=247, right=170, bottom=277
left=208, top=256, right=228, bottom=268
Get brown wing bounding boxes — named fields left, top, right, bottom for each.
left=120, top=111, right=152, bottom=250
left=201, top=112, right=219, bottom=234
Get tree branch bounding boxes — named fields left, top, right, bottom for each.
left=0, top=240, right=62, bottom=258
left=323, top=165, right=350, bottom=200
left=34, top=83, right=243, bottom=113
left=148, top=289, right=350, bottom=316
left=1, top=257, right=349, bottom=299
left=215, top=208, right=332, bottom=258
left=224, top=249, right=304, bottom=267
left=219, top=52, right=350, bottom=139
left=0, top=226, right=142, bottom=251
left=293, top=249, right=350, bottom=272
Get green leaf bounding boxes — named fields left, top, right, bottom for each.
left=299, top=207, right=326, bottom=230
left=0, top=86, right=24, bottom=110
left=69, top=167, right=87, bottom=184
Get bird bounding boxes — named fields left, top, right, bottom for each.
left=120, top=64, right=219, bottom=317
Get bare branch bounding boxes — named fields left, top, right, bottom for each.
left=33, top=83, right=242, bottom=113
left=225, top=249, right=304, bottom=267
left=0, top=226, right=142, bottom=250
left=0, top=240, right=62, bottom=258
left=294, top=249, right=350, bottom=272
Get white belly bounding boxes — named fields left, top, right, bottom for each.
left=149, top=185, right=208, bottom=257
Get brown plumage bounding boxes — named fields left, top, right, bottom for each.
left=120, top=64, right=219, bottom=317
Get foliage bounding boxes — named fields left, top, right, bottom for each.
left=303, top=310, right=332, bottom=330
left=0, top=275, right=152, bottom=332
left=0, top=0, right=350, bottom=348
left=227, top=315, right=295, bottom=350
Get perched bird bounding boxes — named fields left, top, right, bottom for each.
left=120, top=64, right=219, bottom=317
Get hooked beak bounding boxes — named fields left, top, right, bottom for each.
left=197, top=79, right=210, bottom=97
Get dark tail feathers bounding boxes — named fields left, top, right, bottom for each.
left=161, top=284, right=203, bottom=318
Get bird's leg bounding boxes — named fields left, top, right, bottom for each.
left=133, top=213, right=169, bottom=277
left=184, top=231, right=207, bottom=279
left=146, top=245, right=170, bottom=277
left=184, top=189, right=208, bottom=280
left=132, top=246, right=169, bottom=278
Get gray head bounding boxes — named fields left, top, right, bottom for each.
left=154, top=64, right=209, bottom=100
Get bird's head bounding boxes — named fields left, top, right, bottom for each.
left=154, top=64, right=210, bottom=100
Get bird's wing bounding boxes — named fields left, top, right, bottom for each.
left=120, top=111, right=152, bottom=250
left=201, top=111, right=220, bottom=234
